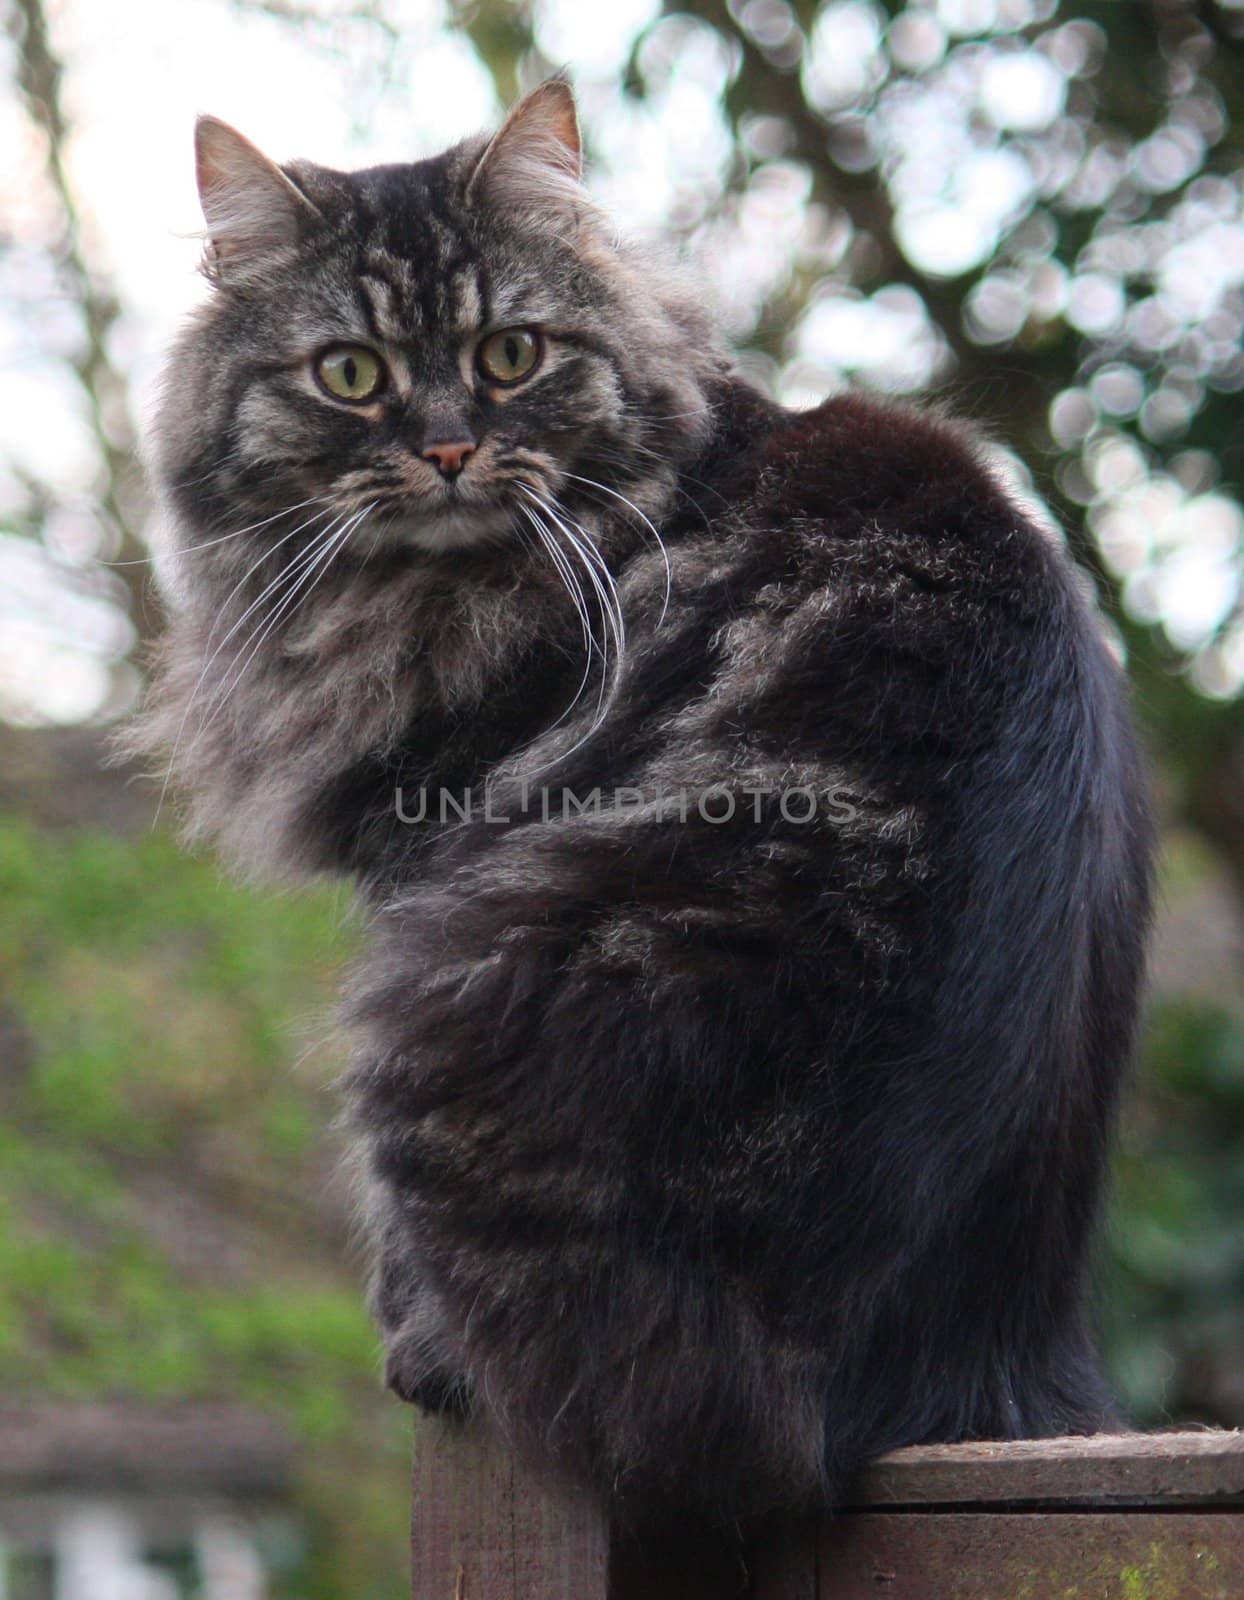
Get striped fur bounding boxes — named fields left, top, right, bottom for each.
left=135, top=85, right=1153, bottom=1534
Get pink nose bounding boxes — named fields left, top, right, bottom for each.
left=422, top=438, right=476, bottom=478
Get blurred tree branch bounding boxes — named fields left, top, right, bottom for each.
left=451, top=0, right=537, bottom=106
left=8, top=0, right=160, bottom=646
left=672, top=0, right=1054, bottom=439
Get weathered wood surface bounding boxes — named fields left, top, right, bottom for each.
left=411, top=1424, right=1244, bottom=1599
left=410, top=1417, right=607, bottom=1600
left=817, top=1512, right=1244, bottom=1599
left=854, top=1429, right=1244, bottom=1508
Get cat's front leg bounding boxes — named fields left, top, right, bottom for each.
left=384, top=1324, right=472, bottom=1418
left=371, top=1196, right=472, bottom=1418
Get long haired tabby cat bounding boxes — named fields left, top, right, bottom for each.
left=138, top=81, right=1153, bottom=1529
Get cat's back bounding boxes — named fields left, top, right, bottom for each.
left=667, top=383, right=1150, bottom=981
left=747, top=389, right=1049, bottom=556
left=675, top=385, right=1108, bottom=787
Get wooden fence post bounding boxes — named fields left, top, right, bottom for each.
left=410, top=1416, right=608, bottom=1600
left=412, top=1426, right=1244, bottom=1599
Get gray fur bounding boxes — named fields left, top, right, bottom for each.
left=133, top=85, right=1153, bottom=1534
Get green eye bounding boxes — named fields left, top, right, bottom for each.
left=477, top=328, right=542, bottom=386
left=315, top=344, right=385, bottom=402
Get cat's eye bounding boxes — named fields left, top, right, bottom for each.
left=315, top=344, right=386, bottom=402
left=477, top=328, right=542, bottom=386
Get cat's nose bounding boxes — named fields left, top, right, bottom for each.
left=422, top=438, right=477, bottom=479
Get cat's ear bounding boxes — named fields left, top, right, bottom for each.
left=194, top=116, right=322, bottom=278
left=466, top=80, right=584, bottom=217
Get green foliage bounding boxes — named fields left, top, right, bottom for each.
left=0, top=813, right=408, bottom=1600
left=1, top=817, right=341, bottom=1157
left=1105, top=993, right=1244, bottom=1425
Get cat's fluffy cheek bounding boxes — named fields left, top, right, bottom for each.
left=145, top=506, right=205, bottom=610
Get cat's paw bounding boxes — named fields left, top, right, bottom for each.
left=385, top=1346, right=473, bottom=1419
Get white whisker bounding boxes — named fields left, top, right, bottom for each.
left=520, top=503, right=597, bottom=663
left=202, top=505, right=372, bottom=730
left=187, top=513, right=346, bottom=721
left=151, top=502, right=339, bottom=826
left=194, top=524, right=343, bottom=729
left=107, top=495, right=334, bottom=567
left=518, top=487, right=628, bottom=773
left=518, top=502, right=599, bottom=744
left=561, top=471, right=672, bottom=627
left=539, top=496, right=626, bottom=670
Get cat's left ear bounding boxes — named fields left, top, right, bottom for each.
left=466, top=80, right=584, bottom=217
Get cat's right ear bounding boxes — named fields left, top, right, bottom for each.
left=194, top=117, right=322, bottom=281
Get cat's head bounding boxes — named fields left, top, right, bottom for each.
left=153, top=81, right=725, bottom=586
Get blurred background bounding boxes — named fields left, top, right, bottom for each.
left=1, top=0, right=1242, bottom=1594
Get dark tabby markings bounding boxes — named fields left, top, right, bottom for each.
left=135, top=84, right=1153, bottom=1535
